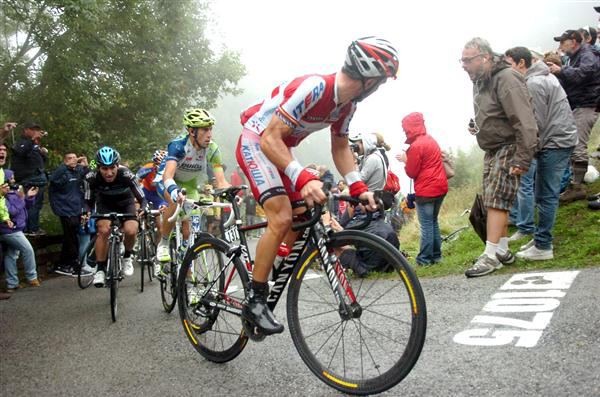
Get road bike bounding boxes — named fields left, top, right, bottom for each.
left=159, top=189, right=233, bottom=313
left=177, top=186, right=427, bottom=395
left=91, top=213, right=131, bottom=322
left=136, top=208, right=161, bottom=292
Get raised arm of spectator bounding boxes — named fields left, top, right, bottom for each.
left=83, top=172, right=96, bottom=213
left=49, top=163, right=70, bottom=186
left=559, top=50, right=600, bottom=85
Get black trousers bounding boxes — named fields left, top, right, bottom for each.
left=60, top=216, right=80, bottom=269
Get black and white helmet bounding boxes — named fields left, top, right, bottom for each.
left=344, top=36, right=399, bottom=80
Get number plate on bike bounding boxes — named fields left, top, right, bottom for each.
left=224, top=225, right=239, bottom=243
left=190, top=215, right=202, bottom=233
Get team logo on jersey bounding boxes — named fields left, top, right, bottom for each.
left=241, top=144, right=265, bottom=186
left=292, top=81, right=325, bottom=121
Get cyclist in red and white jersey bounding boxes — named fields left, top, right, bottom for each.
left=235, top=36, right=399, bottom=335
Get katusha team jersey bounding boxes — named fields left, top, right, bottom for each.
left=240, top=73, right=356, bottom=147
left=156, top=132, right=223, bottom=183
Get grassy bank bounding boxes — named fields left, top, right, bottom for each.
left=400, top=120, right=600, bottom=278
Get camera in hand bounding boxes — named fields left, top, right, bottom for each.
left=8, top=183, right=20, bottom=191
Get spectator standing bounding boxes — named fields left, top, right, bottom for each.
left=348, top=132, right=387, bottom=190
left=10, top=122, right=49, bottom=234
left=0, top=142, right=10, bottom=227
left=548, top=30, right=600, bottom=203
left=1, top=142, right=12, bottom=299
left=461, top=37, right=538, bottom=278
left=230, top=165, right=245, bottom=188
left=0, top=169, right=41, bottom=292
left=504, top=47, right=578, bottom=260
left=48, top=152, right=89, bottom=275
left=396, top=112, right=448, bottom=266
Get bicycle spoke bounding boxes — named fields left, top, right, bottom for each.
left=362, top=307, right=412, bottom=326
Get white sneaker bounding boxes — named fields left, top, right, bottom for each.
left=508, top=230, right=532, bottom=242
left=157, top=242, right=171, bottom=262
left=123, top=257, right=134, bottom=277
left=520, top=239, right=535, bottom=251
left=80, top=264, right=96, bottom=276
left=93, top=270, right=106, bottom=287
left=516, top=245, right=554, bottom=261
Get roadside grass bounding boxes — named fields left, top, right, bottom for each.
left=398, top=119, right=600, bottom=279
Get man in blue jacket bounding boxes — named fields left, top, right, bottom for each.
left=548, top=30, right=600, bottom=203
left=49, top=152, right=89, bottom=276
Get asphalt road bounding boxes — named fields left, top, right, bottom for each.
left=1, top=260, right=599, bottom=396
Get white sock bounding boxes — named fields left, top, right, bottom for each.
left=497, top=237, right=509, bottom=255
left=484, top=241, right=499, bottom=258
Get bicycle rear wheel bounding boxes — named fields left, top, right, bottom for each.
left=287, top=230, right=426, bottom=395
left=109, top=240, right=120, bottom=323
left=78, top=235, right=97, bottom=289
left=160, top=237, right=178, bottom=312
left=177, top=237, right=249, bottom=363
left=145, top=232, right=156, bottom=282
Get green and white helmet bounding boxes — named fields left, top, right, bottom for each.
left=183, top=108, right=215, bottom=128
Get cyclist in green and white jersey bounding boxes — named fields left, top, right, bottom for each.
left=155, top=108, right=229, bottom=262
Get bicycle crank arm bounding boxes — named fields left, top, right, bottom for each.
left=201, top=300, right=243, bottom=316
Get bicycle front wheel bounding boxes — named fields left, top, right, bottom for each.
left=109, top=240, right=120, bottom=323
left=160, top=238, right=178, bottom=313
left=177, top=237, right=249, bottom=363
left=287, top=230, right=426, bottom=395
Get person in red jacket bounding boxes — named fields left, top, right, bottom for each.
left=396, top=112, right=448, bottom=265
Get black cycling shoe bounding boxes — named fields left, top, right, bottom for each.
left=242, top=282, right=284, bottom=335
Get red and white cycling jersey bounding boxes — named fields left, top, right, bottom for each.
left=240, top=73, right=356, bottom=147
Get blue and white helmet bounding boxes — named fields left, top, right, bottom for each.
left=96, top=146, right=120, bottom=166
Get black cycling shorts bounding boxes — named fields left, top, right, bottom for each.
left=95, top=198, right=137, bottom=221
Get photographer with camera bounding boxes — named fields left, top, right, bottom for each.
left=0, top=169, right=41, bottom=292
left=10, top=122, right=49, bottom=235
left=48, top=152, right=89, bottom=276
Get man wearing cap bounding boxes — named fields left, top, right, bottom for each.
left=547, top=30, right=600, bottom=203
left=10, top=122, right=49, bottom=234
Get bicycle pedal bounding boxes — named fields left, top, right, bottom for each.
left=242, top=319, right=266, bottom=342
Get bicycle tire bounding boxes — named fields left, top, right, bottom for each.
left=78, top=235, right=97, bottom=289
left=146, top=231, right=155, bottom=283
left=109, top=240, right=120, bottom=323
left=287, top=230, right=427, bottom=395
left=139, top=230, right=147, bottom=292
left=177, top=237, right=249, bottom=363
left=160, top=237, right=178, bottom=313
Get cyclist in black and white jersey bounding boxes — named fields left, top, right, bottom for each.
left=83, top=147, right=147, bottom=287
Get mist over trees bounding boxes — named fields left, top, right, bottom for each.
left=1, top=0, right=245, bottom=167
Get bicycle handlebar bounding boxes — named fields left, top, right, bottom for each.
left=167, top=188, right=233, bottom=224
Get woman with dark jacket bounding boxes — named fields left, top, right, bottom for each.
left=396, top=112, right=448, bottom=265
left=0, top=169, right=41, bottom=291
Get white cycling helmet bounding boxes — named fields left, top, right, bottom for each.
left=344, top=36, right=399, bottom=80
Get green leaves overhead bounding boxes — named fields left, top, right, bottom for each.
left=1, top=0, right=245, bottom=167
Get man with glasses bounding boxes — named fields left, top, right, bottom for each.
left=154, top=108, right=230, bottom=263
left=460, top=37, right=538, bottom=278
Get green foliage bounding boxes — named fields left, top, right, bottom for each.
left=447, top=145, right=484, bottom=189
left=1, top=0, right=245, bottom=169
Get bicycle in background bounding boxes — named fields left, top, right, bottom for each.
left=158, top=189, right=233, bottom=313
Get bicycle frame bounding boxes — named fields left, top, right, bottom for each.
left=199, top=192, right=358, bottom=318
